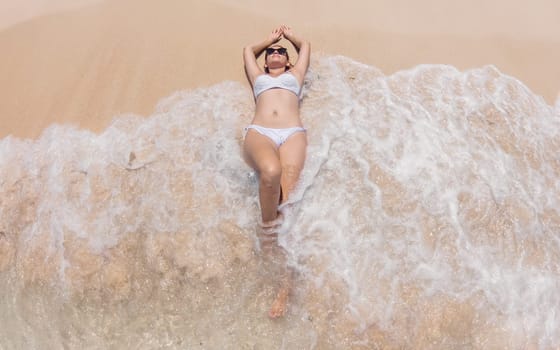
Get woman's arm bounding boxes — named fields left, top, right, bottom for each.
left=243, top=27, right=283, bottom=85
left=281, top=25, right=310, bottom=80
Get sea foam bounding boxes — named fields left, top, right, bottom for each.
left=0, top=55, right=559, bottom=349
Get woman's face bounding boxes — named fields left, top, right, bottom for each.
left=265, top=45, right=289, bottom=69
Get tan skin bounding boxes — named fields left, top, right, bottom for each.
left=243, top=25, right=310, bottom=318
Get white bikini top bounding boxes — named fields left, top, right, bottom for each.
left=253, top=72, right=301, bottom=98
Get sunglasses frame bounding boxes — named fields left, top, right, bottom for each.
left=265, top=47, right=288, bottom=56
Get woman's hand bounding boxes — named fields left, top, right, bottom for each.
left=268, top=27, right=283, bottom=43
left=280, top=25, right=293, bottom=38
left=280, top=25, right=306, bottom=53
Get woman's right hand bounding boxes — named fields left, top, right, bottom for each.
left=268, top=27, right=283, bottom=43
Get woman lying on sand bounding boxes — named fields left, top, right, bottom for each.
left=242, top=25, right=310, bottom=318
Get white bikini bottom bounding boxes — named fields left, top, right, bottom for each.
left=244, top=124, right=306, bottom=148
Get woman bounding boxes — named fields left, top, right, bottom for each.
left=243, top=25, right=310, bottom=318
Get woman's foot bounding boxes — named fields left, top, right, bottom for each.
left=268, top=286, right=289, bottom=319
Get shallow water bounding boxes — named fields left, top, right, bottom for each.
left=1, top=55, right=559, bottom=349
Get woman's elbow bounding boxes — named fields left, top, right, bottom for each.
left=243, top=46, right=255, bottom=55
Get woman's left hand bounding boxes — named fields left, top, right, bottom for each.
left=280, top=25, right=293, bottom=38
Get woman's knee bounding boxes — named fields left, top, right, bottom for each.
left=259, top=162, right=282, bottom=187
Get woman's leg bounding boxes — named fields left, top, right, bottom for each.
left=278, top=131, right=307, bottom=203
left=243, top=129, right=282, bottom=223
left=268, top=131, right=307, bottom=318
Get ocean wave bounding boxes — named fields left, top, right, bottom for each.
left=1, top=55, right=559, bottom=349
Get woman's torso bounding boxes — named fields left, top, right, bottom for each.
left=251, top=72, right=303, bottom=128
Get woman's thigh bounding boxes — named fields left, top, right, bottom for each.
left=278, top=132, right=307, bottom=195
left=243, top=129, right=281, bottom=172
left=278, top=131, right=307, bottom=169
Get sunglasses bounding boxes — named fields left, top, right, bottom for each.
left=265, top=47, right=288, bottom=56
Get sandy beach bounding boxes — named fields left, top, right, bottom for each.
left=1, top=0, right=559, bottom=139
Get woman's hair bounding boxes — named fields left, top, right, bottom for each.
left=264, top=48, right=292, bottom=73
